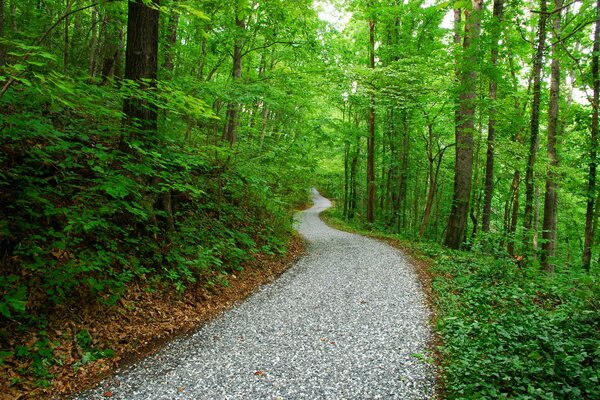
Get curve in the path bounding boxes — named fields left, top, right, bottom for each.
left=77, top=189, right=435, bottom=400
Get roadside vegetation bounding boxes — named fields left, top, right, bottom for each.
left=322, top=204, right=600, bottom=399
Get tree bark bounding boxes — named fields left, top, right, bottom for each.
left=163, top=4, right=179, bottom=73
left=583, top=0, right=600, bottom=271
left=420, top=124, right=447, bottom=237
left=445, top=0, right=482, bottom=249
left=482, top=0, right=504, bottom=233
left=344, top=140, right=350, bottom=218
left=223, top=8, right=245, bottom=145
left=507, top=170, right=520, bottom=255
left=0, top=0, right=5, bottom=67
left=541, top=0, right=563, bottom=272
left=88, top=5, right=98, bottom=77
left=523, top=0, right=547, bottom=248
left=123, top=0, right=159, bottom=133
left=367, top=16, right=376, bottom=224
left=63, top=0, right=70, bottom=74
left=349, top=127, right=360, bottom=220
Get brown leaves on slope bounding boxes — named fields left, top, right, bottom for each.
left=1, top=234, right=304, bottom=400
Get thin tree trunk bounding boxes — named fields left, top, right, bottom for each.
left=349, top=129, right=360, bottom=220
left=507, top=170, right=520, bottom=255
left=524, top=0, right=547, bottom=248
left=163, top=4, right=179, bottom=73
left=0, top=0, right=5, bottom=67
left=541, top=0, right=563, bottom=272
left=63, top=0, right=71, bottom=74
left=88, top=5, right=98, bottom=77
left=198, top=27, right=207, bottom=79
left=223, top=9, right=245, bottom=145
left=482, top=0, right=504, bottom=233
left=344, top=140, right=350, bottom=218
left=533, top=183, right=540, bottom=257
left=583, top=0, right=600, bottom=271
left=445, top=0, right=482, bottom=249
left=420, top=124, right=447, bottom=237
left=413, top=164, right=420, bottom=231
left=470, top=118, right=484, bottom=240
left=367, top=16, right=376, bottom=224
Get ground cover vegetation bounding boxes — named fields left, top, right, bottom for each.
left=1, top=0, right=599, bottom=398
left=317, top=0, right=600, bottom=398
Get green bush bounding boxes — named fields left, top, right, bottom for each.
left=433, top=251, right=600, bottom=399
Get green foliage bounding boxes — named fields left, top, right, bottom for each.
left=433, top=252, right=600, bottom=399
left=13, top=330, right=58, bottom=387
left=73, top=330, right=115, bottom=369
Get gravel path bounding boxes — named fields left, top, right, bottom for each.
left=76, top=189, right=435, bottom=400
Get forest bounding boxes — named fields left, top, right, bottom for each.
left=0, top=0, right=599, bottom=398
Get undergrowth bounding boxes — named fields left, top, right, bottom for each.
left=0, top=77, right=310, bottom=387
left=322, top=205, right=600, bottom=399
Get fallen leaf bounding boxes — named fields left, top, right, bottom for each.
left=103, top=391, right=113, bottom=397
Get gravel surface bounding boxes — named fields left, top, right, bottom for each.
left=76, top=189, right=435, bottom=400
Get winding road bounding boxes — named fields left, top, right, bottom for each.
left=77, top=189, right=435, bottom=399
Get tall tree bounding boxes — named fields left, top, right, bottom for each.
left=482, top=0, right=504, bottom=233
left=541, top=0, right=563, bottom=271
left=445, top=0, right=483, bottom=249
left=367, top=8, right=376, bottom=224
left=523, top=0, right=547, bottom=252
left=583, top=0, right=600, bottom=270
left=222, top=1, right=246, bottom=145
left=0, top=0, right=5, bottom=67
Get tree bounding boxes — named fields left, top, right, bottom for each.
left=523, top=0, right=548, bottom=254
left=445, top=0, right=483, bottom=249
left=123, top=0, right=159, bottom=133
left=540, top=0, right=563, bottom=272
left=482, top=0, right=504, bottom=233
left=367, top=8, right=376, bottom=224
left=0, top=0, right=5, bottom=67
left=583, top=0, right=600, bottom=270
left=222, top=0, right=247, bottom=145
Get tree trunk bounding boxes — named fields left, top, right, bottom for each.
left=223, top=9, right=245, bottom=145
left=88, top=5, right=98, bottom=77
left=541, top=0, right=562, bottom=272
left=349, top=131, right=360, bottom=220
left=482, top=0, right=504, bottom=233
left=344, top=140, right=350, bottom=218
left=123, top=0, right=159, bottom=133
left=0, top=0, right=5, bottom=67
left=420, top=124, right=446, bottom=237
left=507, top=170, right=520, bottom=255
left=444, top=0, right=482, bottom=249
left=163, top=4, right=179, bottom=73
left=198, top=26, right=208, bottom=79
left=63, top=0, right=70, bottom=74
left=367, top=17, right=376, bottom=224
left=523, top=0, right=547, bottom=248
left=584, top=0, right=600, bottom=271
left=470, top=119, right=484, bottom=241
